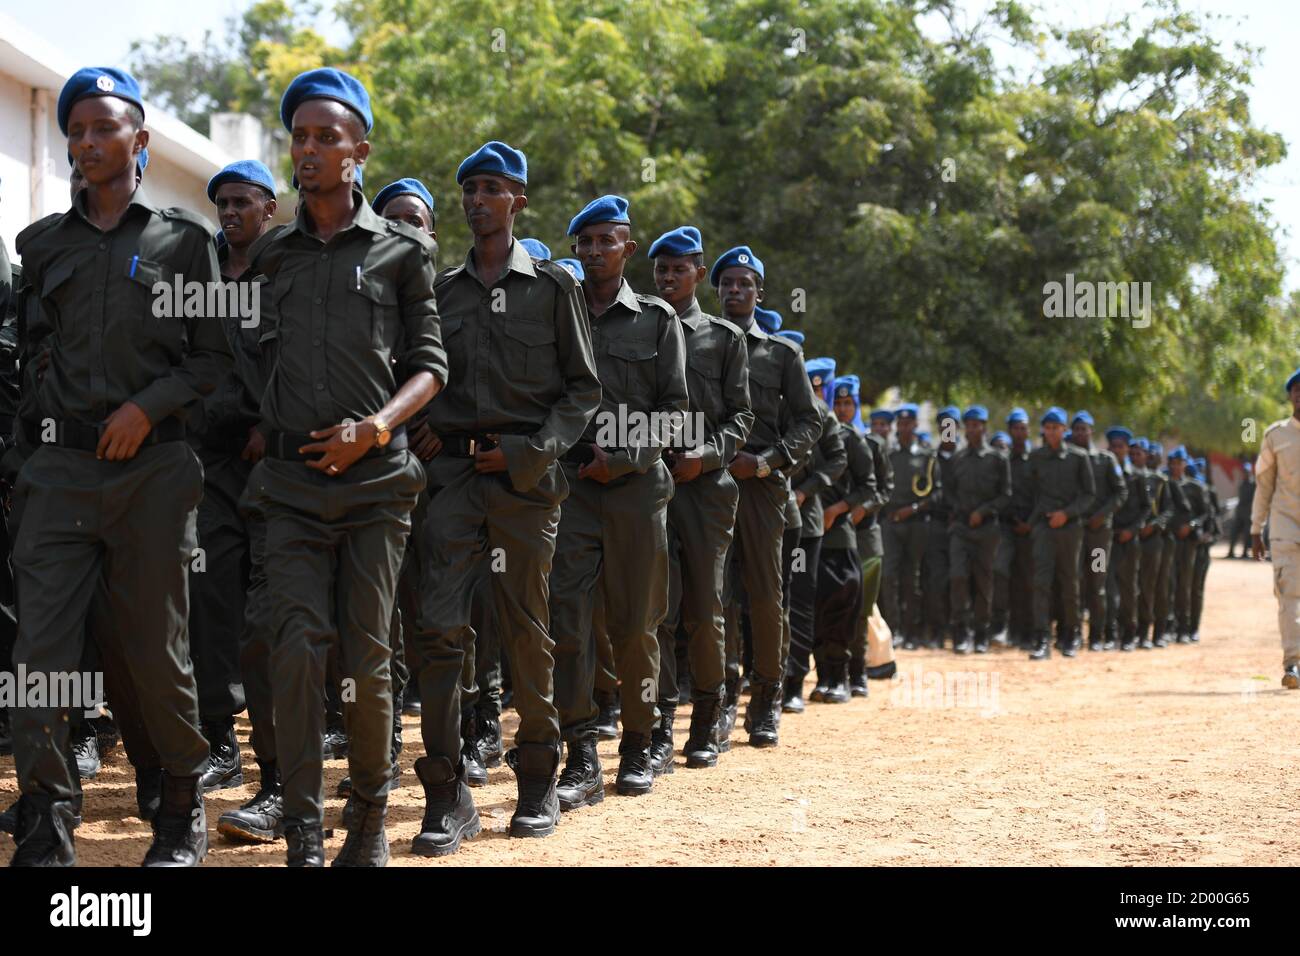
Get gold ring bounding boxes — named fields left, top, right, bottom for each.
left=328, top=464, right=339, bottom=474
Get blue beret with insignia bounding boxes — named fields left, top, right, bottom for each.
left=1166, top=445, right=1188, bottom=461
left=1006, top=407, right=1029, bottom=425
left=991, top=430, right=1010, bottom=445
left=895, top=403, right=920, bottom=419
left=1071, top=410, right=1094, bottom=427
left=869, top=408, right=895, bottom=423
left=754, top=307, right=783, bottom=333
left=280, top=68, right=373, bottom=133
left=805, top=357, right=836, bottom=392
left=832, top=374, right=861, bottom=400
left=58, top=67, right=145, bottom=136
left=457, top=141, right=527, bottom=186
left=709, top=245, right=764, bottom=286
left=937, top=405, right=961, bottom=422
left=372, top=178, right=435, bottom=217
left=519, top=238, right=551, bottom=261
left=554, top=258, right=585, bottom=281
left=1041, top=406, right=1068, bottom=426
left=1286, top=368, right=1300, bottom=394
left=647, top=226, right=703, bottom=259
left=1104, top=426, right=1133, bottom=443
left=775, top=330, right=804, bottom=346
left=208, top=160, right=276, bottom=203
left=568, top=195, right=630, bottom=236
left=963, top=405, right=989, bottom=422
left=1149, top=442, right=1164, bottom=456
left=1132, top=437, right=1149, bottom=452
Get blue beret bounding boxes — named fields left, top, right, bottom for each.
left=775, top=330, right=804, bottom=346
left=832, top=374, right=861, bottom=400
left=754, top=307, right=783, bottom=333
left=1149, top=442, right=1164, bottom=456
left=1105, top=426, right=1133, bottom=443
left=1244, top=462, right=1253, bottom=473
left=554, top=258, right=585, bottom=281
left=709, top=245, right=764, bottom=286
left=1071, top=410, right=1094, bottom=427
left=937, top=405, right=961, bottom=422
left=519, top=238, right=551, bottom=260
left=1132, top=437, right=1149, bottom=452
left=1167, top=445, right=1188, bottom=461
left=991, top=430, right=1010, bottom=444
left=1186, top=462, right=1199, bottom=478
left=208, top=160, right=276, bottom=203
left=895, top=403, right=920, bottom=419
left=1286, top=368, right=1300, bottom=393
left=568, top=195, right=630, bottom=236
left=917, top=431, right=931, bottom=443
left=1041, top=406, right=1068, bottom=426
left=281, top=68, right=372, bottom=134
left=805, top=357, right=836, bottom=388
left=869, top=408, right=895, bottom=422
left=1195, top=457, right=1207, bottom=470
left=58, top=67, right=145, bottom=136
left=1006, top=407, right=1029, bottom=425
left=647, top=226, right=703, bottom=259
left=372, top=178, right=435, bottom=217
left=457, top=141, right=527, bottom=186
left=963, top=405, right=989, bottom=422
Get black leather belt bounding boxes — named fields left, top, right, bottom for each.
left=265, top=426, right=407, bottom=462
left=43, top=418, right=185, bottom=452
left=438, top=434, right=497, bottom=458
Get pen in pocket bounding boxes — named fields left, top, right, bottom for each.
left=130, top=255, right=139, bottom=278
left=355, top=265, right=361, bottom=290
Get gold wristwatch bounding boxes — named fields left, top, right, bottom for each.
left=371, top=415, right=392, bottom=448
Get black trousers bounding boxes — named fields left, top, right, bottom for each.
left=949, top=520, right=1000, bottom=638
left=808, top=547, right=862, bottom=677
left=785, top=535, right=823, bottom=681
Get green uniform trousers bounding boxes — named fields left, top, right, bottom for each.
left=851, top=521, right=883, bottom=677
left=725, top=471, right=790, bottom=687
left=880, top=516, right=927, bottom=639
left=949, top=520, right=1001, bottom=638
left=252, top=451, right=423, bottom=828
left=1031, top=521, right=1084, bottom=638
left=12, top=442, right=207, bottom=802
left=1081, top=525, right=1113, bottom=640
left=1109, top=535, right=1141, bottom=639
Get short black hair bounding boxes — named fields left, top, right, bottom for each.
left=124, top=102, right=145, bottom=131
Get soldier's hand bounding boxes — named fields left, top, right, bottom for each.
left=1139, top=524, right=1155, bottom=539
left=578, top=444, right=613, bottom=483
left=1252, top=533, right=1267, bottom=560
left=300, top=422, right=371, bottom=477
left=729, top=451, right=759, bottom=480
left=1087, top=514, right=1105, bottom=530
left=850, top=504, right=867, bottom=526
left=1014, top=520, right=1031, bottom=536
left=823, top=500, right=848, bottom=532
left=1176, top=525, right=1191, bottom=540
left=671, top=449, right=704, bottom=484
left=474, top=436, right=508, bottom=474
left=1047, top=510, right=1068, bottom=529
left=969, top=511, right=984, bottom=528
left=1117, top=528, right=1134, bottom=543
left=97, top=401, right=152, bottom=461
left=410, top=421, right=440, bottom=460
left=795, top=489, right=807, bottom=508
left=241, top=426, right=266, bottom=463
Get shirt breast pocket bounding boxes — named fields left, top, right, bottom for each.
left=500, top=319, right=557, bottom=385
left=747, top=359, right=783, bottom=416
left=608, top=338, right=658, bottom=407
left=39, top=260, right=77, bottom=331
left=687, top=349, right=723, bottom=415
left=125, top=258, right=177, bottom=346
left=351, top=273, right=397, bottom=349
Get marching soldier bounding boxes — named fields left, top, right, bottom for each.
left=1071, top=411, right=1127, bottom=651
left=1166, top=447, right=1208, bottom=644
left=849, top=404, right=893, bottom=690
left=1104, top=427, right=1150, bottom=651
left=924, top=406, right=960, bottom=649
left=1130, top=439, right=1173, bottom=648
left=647, top=225, right=753, bottom=771
left=1188, top=457, right=1218, bottom=643
left=880, top=404, right=940, bottom=650
left=1001, top=409, right=1036, bottom=649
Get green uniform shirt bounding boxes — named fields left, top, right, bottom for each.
left=16, top=187, right=231, bottom=427
left=930, top=446, right=957, bottom=518
left=579, top=277, right=688, bottom=479
left=1176, top=476, right=1210, bottom=532
left=252, top=188, right=448, bottom=435
left=863, top=431, right=893, bottom=523
left=1026, top=441, right=1095, bottom=524
left=1003, top=444, right=1034, bottom=524
left=1081, top=445, right=1128, bottom=526
left=947, top=441, right=1012, bottom=521
left=822, top=421, right=877, bottom=550
left=885, top=439, right=941, bottom=514
left=789, top=398, right=847, bottom=538
left=677, top=300, right=753, bottom=472
left=432, top=239, right=601, bottom=491
left=1140, top=467, right=1175, bottom=531
left=194, top=247, right=266, bottom=447
left=1111, top=459, right=1151, bottom=533
left=738, top=323, right=820, bottom=471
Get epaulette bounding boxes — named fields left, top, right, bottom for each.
left=434, top=264, right=465, bottom=288
left=1265, top=419, right=1287, bottom=436
left=706, top=314, right=746, bottom=337
left=635, top=291, right=676, bottom=317
left=15, top=212, right=64, bottom=256
left=159, top=206, right=217, bottom=239
left=384, top=219, right=438, bottom=257
left=770, top=333, right=803, bottom=354
left=535, top=258, right=578, bottom=293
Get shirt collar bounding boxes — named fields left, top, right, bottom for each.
left=678, top=299, right=705, bottom=329
left=613, top=277, right=642, bottom=313
left=284, top=185, right=384, bottom=240
left=71, top=183, right=158, bottom=224
left=464, top=238, right=538, bottom=284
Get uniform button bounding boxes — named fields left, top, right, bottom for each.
left=316, top=382, right=326, bottom=391
left=313, top=338, right=321, bottom=346
left=98, top=243, right=107, bottom=251
left=321, top=253, right=328, bottom=260
left=314, top=297, right=322, bottom=305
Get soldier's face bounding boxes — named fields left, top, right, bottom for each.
left=66, top=97, right=146, bottom=186
left=833, top=396, right=856, bottom=424
left=1170, top=459, right=1185, bottom=478
left=653, top=255, right=705, bottom=309
left=384, top=194, right=435, bottom=237
left=717, top=267, right=760, bottom=320
left=290, top=100, right=369, bottom=194
left=1072, top=422, right=1092, bottom=446
left=574, top=223, right=634, bottom=282
left=870, top=418, right=892, bottom=438
left=462, top=174, right=523, bottom=237
left=1109, top=437, right=1129, bottom=461
left=1009, top=421, right=1029, bottom=445
left=1043, top=422, right=1065, bottom=448
left=216, top=182, right=276, bottom=250
left=964, top=420, right=985, bottom=445
left=896, top=417, right=916, bottom=443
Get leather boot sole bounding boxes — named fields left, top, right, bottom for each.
left=557, top=786, right=604, bottom=812
left=748, top=732, right=778, bottom=748
left=684, top=750, right=718, bottom=769
left=217, top=814, right=284, bottom=843
left=615, top=777, right=653, bottom=796
left=200, top=769, right=245, bottom=793
left=508, top=820, right=557, bottom=838
left=410, top=814, right=481, bottom=858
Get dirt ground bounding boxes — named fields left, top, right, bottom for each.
left=3, top=542, right=1296, bottom=867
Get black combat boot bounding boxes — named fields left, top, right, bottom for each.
left=217, top=760, right=284, bottom=843
left=973, top=628, right=991, bottom=654
left=0, top=707, right=11, bottom=756
left=953, top=630, right=974, bottom=655
left=332, top=794, right=389, bottom=867
left=649, top=704, right=675, bottom=776
left=594, top=690, right=621, bottom=740
left=199, top=719, right=244, bottom=792
left=555, top=737, right=603, bottom=811
left=615, top=731, right=654, bottom=796
left=1120, top=629, right=1138, bottom=652
left=71, top=723, right=100, bottom=780
left=401, top=683, right=422, bottom=717
left=461, top=714, right=488, bottom=788
left=682, top=698, right=722, bottom=769
left=746, top=681, right=779, bottom=748
left=143, top=772, right=207, bottom=867
left=822, top=663, right=851, bottom=704
left=717, top=678, right=739, bottom=753
left=411, top=755, right=481, bottom=858
left=1029, top=634, right=1052, bottom=660
left=808, top=667, right=830, bottom=703
left=1139, top=624, right=1155, bottom=649
left=1088, top=629, right=1104, bottom=652
left=476, top=697, right=503, bottom=767
left=1061, top=631, right=1081, bottom=658
left=285, top=824, right=325, bottom=866
left=135, top=766, right=163, bottom=822
left=9, top=794, right=77, bottom=867
left=506, top=743, right=560, bottom=837
left=322, top=719, right=349, bottom=760
left=781, top=674, right=805, bottom=714
left=849, top=657, right=869, bottom=696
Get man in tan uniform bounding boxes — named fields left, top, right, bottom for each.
left=1252, top=367, right=1300, bottom=689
